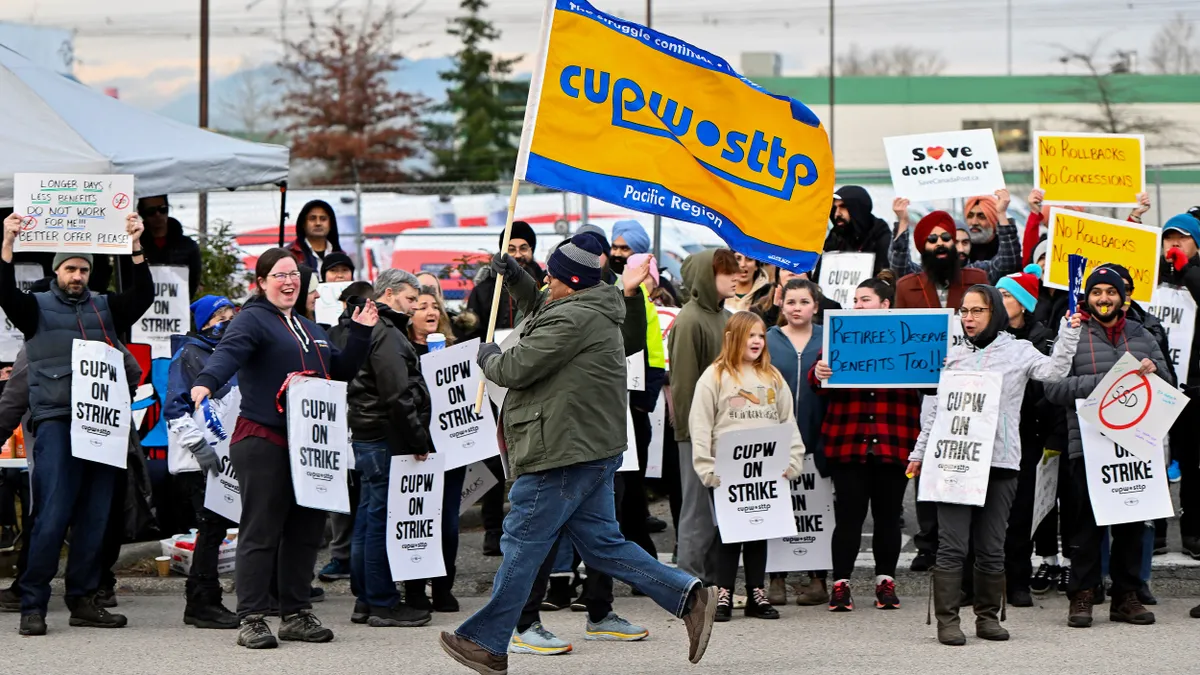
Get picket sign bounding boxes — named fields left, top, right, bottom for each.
left=1030, top=453, right=1060, bottom=537
left=658, top=307, right=680, bottom=372
left=917, top=370, right=1003, bottom=506
left=315, top=281, right=353, bottom=326
left=202, top=390, right=244, bottom=523
left=483, top=328, right=520, bottom=410
left=627, top=350, right=645, bottom=391
left=422, top=339, right=500, bottom=470
left=387, top=452, right=446, bottom=581
left=286, top=377, right=351, bottom=513
left=70, top=339, right=130, bottom=468
left=822, top=309, right=954, bottom=388
left=766, top=454, right=835, bottom=573
left=882, top=129, right=1007, bottom=202
left=0, top=263, right=48, bottom=361
left=1149, top=285, right=1196, bottom=387
left=1078, top=403, right=1174, bottom=527
left=13, top=173, right=136, bottom=254
left=618, top=401, right=640, bottom=472
left=1076, top=352, right=1189, bottom=462
left=816, top=253, right=875, bottom=307
left=458, top=460, right=499, bottom=515
left=644, top=392, right=668, bottom=479
left=712, top=424, right=797, bottom=544
left=132, top=265, right=190, bottom=358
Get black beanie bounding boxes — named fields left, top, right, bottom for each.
left=1096, top=262, right=1133, bottom=297
left=503, top=221, right=537, bottom=253
left=320, top=251, right=355, bottom=279
left=547, top=233, right=603, bottom=290
left=1083, top=266, right=1127, bottom=308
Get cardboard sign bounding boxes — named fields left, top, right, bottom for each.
left=387, top=452, right=446, bottom=581
left=202, top=391, right=244, bottom=523
left=627, top=350, right=645, bottom=391
left=13, top=173, right=135, bottom=254
left=70, top=339, right=131, bottom=468
left=645, top=392, right=668, bottom=479
left=1079, top=405, right=1173, bottom=526
left=766, top=454, right=835, bottom=573
left=1043, top=209, right=1161, bottom=305
left=1077, top=352, right=1189, bottom=462
left=1149, top=285, right=1196, bottom=387
left=422, top=339, right=501, bottom=470
left=1034, top=132, right=1145, bottom=207
left=315, top=281, right=353, bottom=326
left=882, top=129, right=1006, bottom=202
left=132, top=265, right=190, bottom=358
left=816, top=252, right=875, bottom=307
left=459, top=460, right=500, bottom=515
left=1031, top=452, right=1059, bottom=537
left=286, top=377, right=351, bottom=513
left=712, top=424, right=797, bottom=544
left=821, top=309, right=954, bottom=388
left=918, top=370, right=1003, bottom=506
left=0, top=263, right=50, bottom=361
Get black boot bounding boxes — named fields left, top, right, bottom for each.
left=973, top=568, right=1010, bottom=641
left=185, top=586, right=239, bottom=630
left=931, top=569, right=966, bottom=646
left=404, top=580, right=432, bottom=611
left=69, top=593, right=128, bottom=628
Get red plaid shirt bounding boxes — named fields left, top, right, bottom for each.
left=808, top=357, right=923, bottom=465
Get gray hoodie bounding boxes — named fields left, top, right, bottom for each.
left=911, top=317, right=1081, bottom=471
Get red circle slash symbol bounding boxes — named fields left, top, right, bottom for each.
left=113, top=193, right=130, bottom=210
left=1099, top=371, right=1151, bottom=431
left=19, top=216, right=37, bottom=231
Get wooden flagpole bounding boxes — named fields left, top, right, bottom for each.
left=474, top=178, right=522, bottom=413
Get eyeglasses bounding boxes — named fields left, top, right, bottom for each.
left=269, top=272, right=301, bottom=282
left=926, top=232, right=954, bottom=244
left=959, top=307, right=991, bottom=317
left=138, top=205, right=169, bottom=216
left=507, top=244, right=531, bottom=255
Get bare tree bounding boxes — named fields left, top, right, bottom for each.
left=818, top=43, right=947, bottom=76
left=219, top=63, right=277, bottom=136
left=1149, top=15, right=1200, bottom=74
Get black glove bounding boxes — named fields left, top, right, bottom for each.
left=490, top=252, right=524, bottom=279
left=477, top=342, right=502, bottom=369
left=186, top=438, right=222, bottom=477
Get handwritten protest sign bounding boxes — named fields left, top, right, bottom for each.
left=1149, top=285, right=1196, bottom=386
left=0, top=263, right=49, bottom=360
left=658, top=307, right=680, bottom=371
left=817, top=253, right=875, bottom=307
left=712, top=424, right=797, bottom=544
left=627, top=350, right=645, bottom=391
left=202, top=392, right=243, bottom=523
left=286, top=377, right=351, bottom=513
left=13, top=173, right=135, bottom=254
left=422, top=339, right=500, bottom=470
left=822, top=309, right=953, bottom=388
left=70, top=339, right=131, bottom=468
left=387, top=452, right=446, bottom=581
left=132, top=266, right=190, bottom=358
left=458, top=460, right=499, bottom=515
left=1034, top=132, right=1144, bottom=207
left=1077, top=352, right=1189, bottom=462
left=766, top=454, right=835, bottom=572
left=1031, top=452, right=1059, bottom=536
left=1079, top=403, right=1173, bottom=527
left=918, top=371, right=1003, bottom=506
left=1043, top=209, right=1160, bottom=304
left=315, top=281, right=353, bottom=326
left=883, top=129, right=1006, bottom=202
left=645, top=392, right=667, bottom=479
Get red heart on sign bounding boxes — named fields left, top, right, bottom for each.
left=927, top=146, right=945, bottom=160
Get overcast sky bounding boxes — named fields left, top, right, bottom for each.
left=3, top=0, right=1197, bottom=106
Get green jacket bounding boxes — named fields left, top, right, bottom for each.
left=484, top=270, right=629, bottom=478
left=668, top=249, right=730, bottom=442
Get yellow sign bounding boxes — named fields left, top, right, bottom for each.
left=1044, top=208, right=1161, bottom=304
left=1034, top=132, right=1145, bottom=207
left=514, top=0, right=834, bottom=272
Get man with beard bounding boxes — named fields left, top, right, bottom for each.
left=288, top=199, right=345, bottom=270
left=889, top=191, right=1021, bottom=283
left=894, top=211, right=987, bottom=573
left=817, top=185, right=892, bottom=277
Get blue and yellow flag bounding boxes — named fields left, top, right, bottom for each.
left=515, top=0, right=834, bottom=272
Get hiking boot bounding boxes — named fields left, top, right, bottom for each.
left=482, top=530, right=502, bottom=556
left=828, top=580, right=854, bottom=612
left=745, top=587, right=779, bottom=619
left=682, top=585, right=717, bottom=664
left=368, top=603, right=431, bottom=628
left=237, top=615, right=278, bottom=649
left=351, top=600, right=369, bottom=624
left=1110, top=590, right=1155, bottom=625
left=767, top=576, right=787, bottom=605
left=875, top=577, right=900, bottom=610
left=69, top=594, right=127, bottom=628
left=911, top=552, right=935, bottom=573
left=973, top=568, right=1009, bottom=641
left=317, top=558, right=351, bottom=582
left=1029, top=563, right=1058, bottom=594
left=714, top=587, right=733, bottom=622
left=1068, top=589, right=1094, bottom=628
left=932, top=569, right=966, bottom=646
left=541, top=576, right=575, bottom=611
left=19, top=613, right=47, bottom=636
left=0, top=585, right=18, bottom=612
left=185, top=600, right=239, bottom=629
left=795, top=577, right=829, bottom=606
left=441, top=631, right=509, bottom=675
left=279, top=610, right=334, bottom=642
left=586, top=612, right=649, bottom=640
left=510, top=622, right=572, bottom=655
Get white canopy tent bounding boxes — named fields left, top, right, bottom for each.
left=0, top=44, right=289, bottom=209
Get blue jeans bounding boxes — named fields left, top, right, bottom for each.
left=350, top=441, right=400, bottom=609
left=456, top=456, right=699, bottom=656
left=20, top=420, right=119, bottom=615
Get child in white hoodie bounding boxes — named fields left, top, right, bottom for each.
left=690, top=311, right=805, bottom=622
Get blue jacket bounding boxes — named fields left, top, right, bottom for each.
left=194, top=295, right=371, bottom=430
left=766, top=325, right=828, bottom=475
left=164, top=333, right=236, bottom=427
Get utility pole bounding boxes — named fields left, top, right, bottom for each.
left=828, top=0, right=835, bottom=154
left=648, top=0, right=663, bottom=261
left=198, top=0, right=210, bottom=244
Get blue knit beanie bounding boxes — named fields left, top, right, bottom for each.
left=191, top=295, right=234, bottom=331
left=547, top=234, right=604, bottom=290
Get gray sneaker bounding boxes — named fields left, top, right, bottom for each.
left=236, top=615, right=278, bottom=649
left=279, top=610, right=334, bottom=643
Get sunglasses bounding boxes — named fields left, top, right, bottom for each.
left=926, top=232, right=954, bottom=244
left=139, top=205, right=169, bottom=216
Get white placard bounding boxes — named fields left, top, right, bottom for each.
left=0, top=263, right=50, bottom=361
left=883, top=129, right=1005, bottom=202
left=459, top=460, right=500, bottom=515
left=1077, top=352, right=1190, bottom=462
left=484, top=328, right=520, bottom=410
left=315, top=281, right=354, bottom=326
left=645, top=392, right=667, bottom=479
left=766, top=454, right=835, bottom=573
left=1079, top=407, right=1174, bottom=527
left=618, top=403, right=640, bottom=472
left=918, top=371, right=1003, bottom=506
left=816, top=253, right=875, bottom=307
left=13, top=173, right=135, bottom=254
left=422, top=339, right=501, bottom=470
left=1031, top=453, right=1059, bottom=536
left=1149, top=285, right=1196, bottom=387
left=712, top=424, right=798, bottom=544
left=286, top=377, right=351, bottom=513
left=70, top=339, right=130, bottom=468
left=202, top=390, right=244, bottom=523
left=658, top=307, right=680, bottom=372
left=627, top=350, right=645, bottom=391
left=387, top=452, right=446, bottom=581
left=132, top=265, right=190, bottom=358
